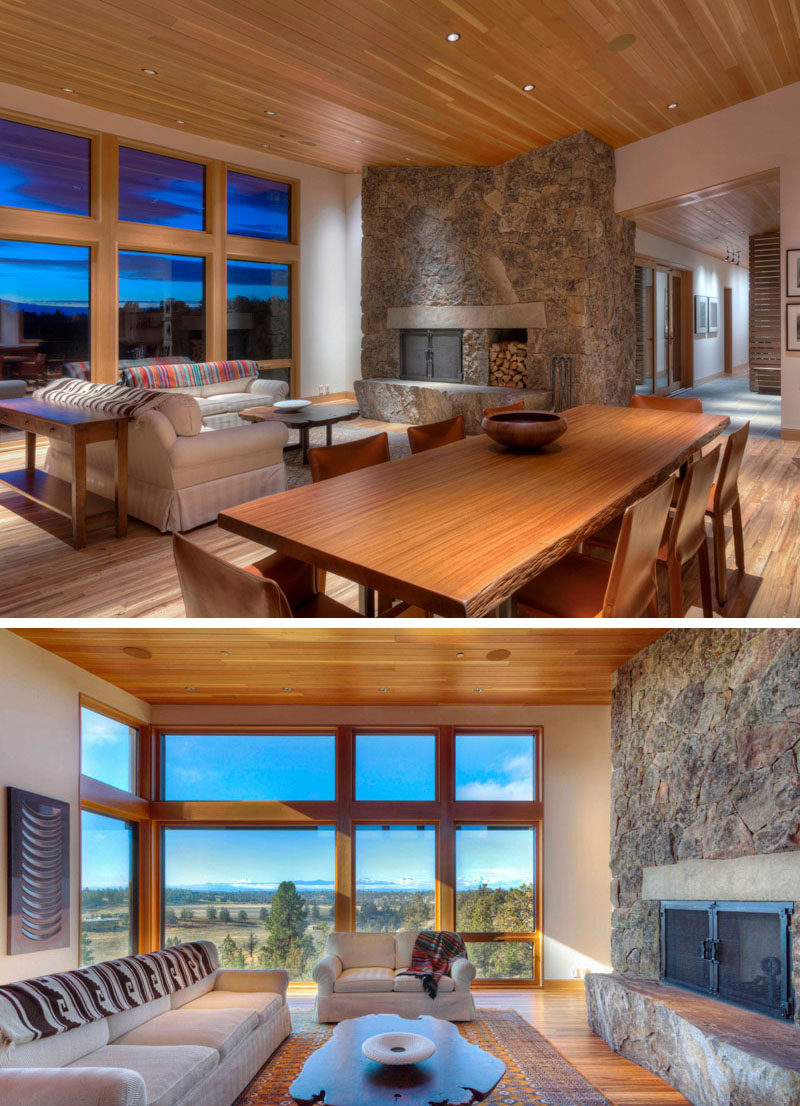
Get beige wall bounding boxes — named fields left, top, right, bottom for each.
left=615, top=80, right=800, bottom=434
left=0, top=631, right=148, bottom=984
left=152, top=701, right=613, bottom=982
left=0, top=81, right=351, bottom=398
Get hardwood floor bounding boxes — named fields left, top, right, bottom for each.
left=0, top=428, right=798, bottom=618
left=288, top=985, right=689, bottom=1105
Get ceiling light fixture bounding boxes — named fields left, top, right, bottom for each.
left=522, top=83, right=535, bottom=92
left=123, top=646, right=152, bottom=660
left=354, top=139, right=363, bottom=144
left=175, top=119, right=186, bottom=125
left=378, top=687, right=390, bottom=693
left=607, top=33, right=636, bottom=51
left=264, top=110, right=277, bottom=116
left=486, top=649, right=511, bottom=662
left=141, top=68, right=158, bottom=75
left=185, top=685, right=196, bottom=691
left=61, top=87, right=75, bottom=93
left=220, top=650, right=230, bottom=657
left=261, top=143, right=270, bottom=148
left=404, top=157, right=413, bottom=162
left=283, top=686, right=293, bottom=692
left=473, top=687, right=484, bottom=693
left=446, top=32, right=461, bottom=42
left=456, top=651, right=465, bottom=659
left=667, top=102, right=678, bottom=110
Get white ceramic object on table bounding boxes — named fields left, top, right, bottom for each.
left=274, top=399, right=312, bottom=411
left=361, top=1032, right=436, bottom=1066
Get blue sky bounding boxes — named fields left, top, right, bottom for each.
left=119, top=145, right=204, bottom=230
left=0, top=118, right=90, bottom=216
left=0, top=240, right=89, bottom=309
left=81, top=707, right=135, bottom=793
left=227, top=171, right=290, bottom=241
left=456, top=733, right=535, bottom=800
left=355, top=733, right=436, bottom=800
left=82, top=811, right=133, bottom=889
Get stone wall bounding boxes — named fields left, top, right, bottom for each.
left=361, top=130, right=636, bottom=407
left=610, top=629, right=800, bottom=1009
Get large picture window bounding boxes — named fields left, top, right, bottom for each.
left=81, top=703, right=137, bottom=793
left=354, top=825, right=436, bottom=931
left=0, top=118, right=90, bottom=216
left=355, top=733, right=436, bottom=801
left=118, top=146, right=205, bottom=230
left=0, top=239, right=89, bottom=381
left=226, top=259, right=291, bottom=362
left=161, top=732, right=336, bottom=800
left=162, top=827, right=335, bottom=979
left=80, top=811, right=136, bottom=966
left=227, top=171, right=290, bottom=241
left=118, top=250, right=205, bottom=364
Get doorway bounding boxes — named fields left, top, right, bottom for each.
left=635, top=263, right=686, bottom=395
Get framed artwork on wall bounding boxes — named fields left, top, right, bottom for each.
left=787, top=304, right=800, bottom=351
left=786, top=249, right=800, bottom=297
left=708, top=297, right=719, bottom=334
left=7, top=786, right=70, bottom=954
left=694, top=294, right=708, bottom=335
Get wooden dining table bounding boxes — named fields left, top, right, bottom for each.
left=218, top=404, right=729, bottom=617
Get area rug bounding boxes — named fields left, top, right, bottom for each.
left=284, top=423, right=412, bottom=489
left=234, top=1008, right=611, bottom=1105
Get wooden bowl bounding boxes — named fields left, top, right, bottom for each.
left=481, top=410, right=567, bottom=450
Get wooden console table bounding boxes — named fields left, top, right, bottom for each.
left=0, top=398, right=130, bottom=549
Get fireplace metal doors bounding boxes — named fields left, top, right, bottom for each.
left=399, top=329, right=462, bottom=382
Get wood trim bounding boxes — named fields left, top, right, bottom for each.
left=335, top=726, right=353, bottom=931
left=681, top=269, right=694, bottom=388
left=81, top=776, right=149, bottom=821
left=724, top=287, right=733, bottom=373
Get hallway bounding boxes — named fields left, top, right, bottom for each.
left=675, top=366, right=781, bottom=439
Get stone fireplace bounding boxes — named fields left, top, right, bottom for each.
left=356, top=129, right=635, bottom=427
left=586, top=629, right=800, bottom=1105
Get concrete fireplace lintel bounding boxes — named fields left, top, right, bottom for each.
left=641, top=851, right=800, bottom=902
left=386, top=302, right=546, bottom=330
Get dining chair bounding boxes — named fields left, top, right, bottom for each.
left=173, top=533, right=361, bottom=618
left=308, top=431, right=390, bottom=482
left=706, top=421, right=750, bottom=606
left=483, top=400, right=525, bottom=417
left=407, top=415, right=465, bottom=454
left=515, top=476, right=675, bottom=618
left=14, top=352, right=48, bottom=387
left=630, top=394, right=704, bottom=413
left=658, top=444, right=720, bottom=617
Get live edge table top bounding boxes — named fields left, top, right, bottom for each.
left=219, top=404, right=729, bottom=618
left=289, top=1014, right=505, bottom=1106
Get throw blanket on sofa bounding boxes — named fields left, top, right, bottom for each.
left=397, top=931, right=467, bottom=999
left=0, top=941, right=216, bottom=1052
left=120, top=359, right=259, bottom=390
left=35, top=378, right=166, bottom=418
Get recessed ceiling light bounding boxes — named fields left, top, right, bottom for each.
left=141, top=68, right=158, bottom=75
left=123, top=646, right=152, bottom=660
left=522, top=83, right=536, bottom=92
left=667, top=102, right=679, bottom=110
left=608, top=33, right=636, bottom=51
left=264, top=110, right=278, bottom=116
left=175, top=119, right=186, bottom=125
left=486, top=649, right=511, bottom=662
left=354, top=139, right=363, bottom=144
left=404, top=157, right=413, bottom=162
left=456, top=651, right=465, bottom=659
left=283, top=686, right=293, bottom=692
left=473, top=687, right=484, bottom=693
left=220, top=650, right=230, bottom=657
left=61, top=87, right=75, bottom=93
left=446, top=32, right=461, bottom=42
left=185, top=685, right=195, bottom=691
left=378, top=687, right=390, bottom=692
left=261, top=143, right=270, bottom=148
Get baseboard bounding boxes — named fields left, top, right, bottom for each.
left=693, top=370, right=725, bottom=384
left=303, top=391, right=356, bottom=404
left=781, top=428, right=800, bottom=441
left=542, top=979, right=587, bottom=990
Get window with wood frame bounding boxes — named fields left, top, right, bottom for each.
left=0, top=110, right=300, bottom=394
left=79, top=696, right=151, bottom=966
left=151, top=725, right=542, bottom=986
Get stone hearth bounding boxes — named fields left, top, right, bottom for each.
left=353, top=378, right=551, bottom=434
left=586, top=974, right=800, bottom=1106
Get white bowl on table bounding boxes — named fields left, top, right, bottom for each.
left=274, top=399, right=312, bottom=411
left=361, top=1031, right=436, bottom=1066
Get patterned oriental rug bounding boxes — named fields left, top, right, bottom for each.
left=235, top=1008, right=612, bottom=1106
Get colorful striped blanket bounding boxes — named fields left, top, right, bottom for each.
left=397, top=930, right=467, bottom=999
left=120, top=359, right=259, bottom=390
left=0, top=941, right=217, bottom=1052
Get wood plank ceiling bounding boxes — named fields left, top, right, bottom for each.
left=626, top=169, right=781, bottom=268
left=13, top=628, right=665, bottom=705
left=0, top=1, right=798, bottom=172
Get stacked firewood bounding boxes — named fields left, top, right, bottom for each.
left=489, top=341, right=528, bottom=387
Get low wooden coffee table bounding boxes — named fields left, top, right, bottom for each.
left=239, top=403, right=359, bottom=464
left=289, top=1014, right=504, bottom=1106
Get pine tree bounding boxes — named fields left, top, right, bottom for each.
left=80, top=930, right=94, bottom=967
left=206, top=906, right=218, bottom=921
left=219, top=934, right=238, bottom=968
left=219, top=907, right=231, bottom=924
left=263, top=881, right=313, bottom=976
left=237, top=909, right=249, bottom=924
left=179, top=907, right=193, bottom=923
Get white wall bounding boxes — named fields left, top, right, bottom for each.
left=0, top=82, right=351, bottom=398
left=616, top=80, right=800, bottom=434
left=636, top=230, right=750, bottom=382
left=344, top=173, right=363, bottom=391
left=152, top=701, right=613, bottom=982
left=0, top=631, right=149, bottom=984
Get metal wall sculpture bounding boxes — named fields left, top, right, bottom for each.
left=7, top=787, right=70, bottom=954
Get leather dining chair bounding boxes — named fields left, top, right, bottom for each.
left=407, top=415, right=465, bottom=454
left=515, top=476, right=675, bottom=618
left=482, top=400, right=525, bottom=418
left=658, top=445, right=720, bottom=617
left=706, top=421, right=750, bottom=605
left=173, top=533, right=361, bottom=618
left=630, top=394, right=704, bottom=413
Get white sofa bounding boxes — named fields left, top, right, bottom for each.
left=119, top=360, right=289, bottom=429
left=313, top=931, right=476, bottom=1023
left=36, top=379, right=289, bottom=532
left=0, top=944, right=291, bottom=1106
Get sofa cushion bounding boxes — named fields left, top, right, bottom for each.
left=196, top=377, right=256, bottom=397
left=170, top=974, right=217, bottom=1010
left=394, top=930, right=419, bottom=971
left=70, top=1044, right=217, bottom=1106
left=327, top=932, right=396, bottom=970
left=0, top=1019, right=109, bottom=1069
left=180, top=990, right=282, bottom=1024
left=114, top=1008, right=257, bottom=1061
left=107, top=997, right=171, bottom=1042
left=194, top=393, right=261, bottom=418
left=393, top=971, right=455, bottom=993
left=333, top=968, right=395, bottom=994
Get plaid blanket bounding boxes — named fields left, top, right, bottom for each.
left=397, top=930, right=467, bottom=999
left=0, top=941, right=217, bottom=1052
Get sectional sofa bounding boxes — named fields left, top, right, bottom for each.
left=312, top=930, right=476, bottom=1022
left=0, top=941, right=291, bottom=1106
